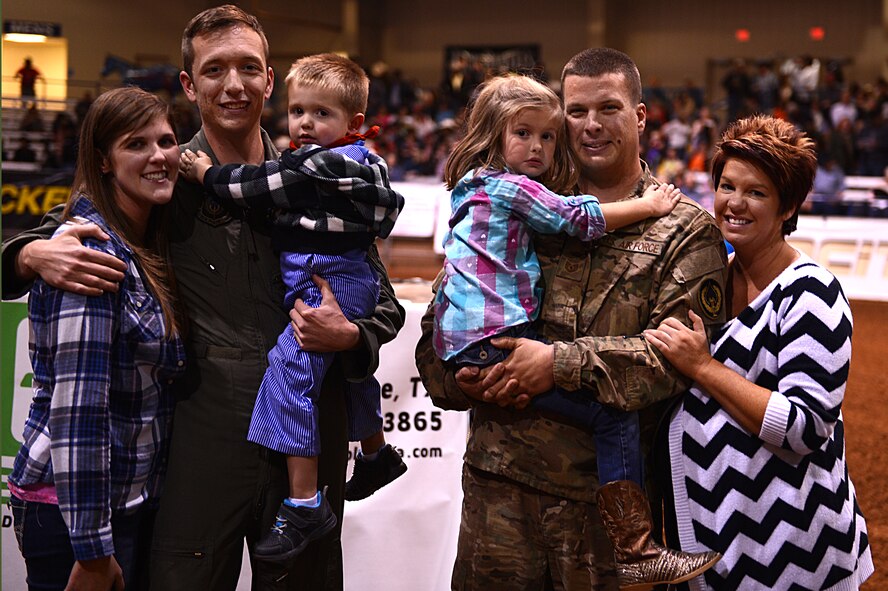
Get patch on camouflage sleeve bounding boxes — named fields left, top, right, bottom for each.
left=698, top=278, right=723, bottom=320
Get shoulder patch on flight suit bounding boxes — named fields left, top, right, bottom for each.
left=197, top=196, right=233, bottom=227
left=699, top=278, right=724, bottom=320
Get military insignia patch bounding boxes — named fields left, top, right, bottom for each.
left=196, top=196, right=233, bottom=227
left=698, top=278, right=723, bottom=320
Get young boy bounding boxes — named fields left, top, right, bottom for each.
left=180, top=53, right=406, bottom=562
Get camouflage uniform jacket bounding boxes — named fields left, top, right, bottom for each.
left=416, top=163, right=727, bottom=503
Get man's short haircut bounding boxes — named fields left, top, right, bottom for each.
left=285, top=53, right=369, bottom=115
left=561, top=48, right=642, bottom=105
left=711, top=115, right=817, bottom=235
left=181, top=4, right=269, bottom=78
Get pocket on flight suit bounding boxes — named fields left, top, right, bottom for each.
left=150, top=536, right=212, bottom=589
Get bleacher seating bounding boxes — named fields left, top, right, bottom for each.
left=1, top=100, right=82, bottom=167
left=828, top=176, right=887, bottom=217
left=2, top=104, right=58, bottom=164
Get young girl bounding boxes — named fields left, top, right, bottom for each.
left=433, top=74, right=720, bottom=589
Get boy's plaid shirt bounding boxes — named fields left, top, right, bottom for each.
left=203, top=143, right=404, bottom=240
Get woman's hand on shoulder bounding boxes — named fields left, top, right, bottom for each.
left=643, top=309, right=714, bottom=380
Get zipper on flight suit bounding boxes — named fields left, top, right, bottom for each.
left=194, top=251, right=218, bottom=273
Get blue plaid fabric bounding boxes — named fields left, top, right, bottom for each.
left=433, top=169, right=606, bottom=360
left=9, top=196, right=186, bottom=562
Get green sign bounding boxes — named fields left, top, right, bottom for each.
left=1, top=300, right=29, bottom=501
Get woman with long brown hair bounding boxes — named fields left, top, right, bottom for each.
left=8, top=86, right=185, bottom=591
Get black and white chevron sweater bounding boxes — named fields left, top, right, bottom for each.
left=668, top=252, right=873, bottom=591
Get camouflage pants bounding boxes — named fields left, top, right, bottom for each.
left=452, top=466, right=619, bottom=591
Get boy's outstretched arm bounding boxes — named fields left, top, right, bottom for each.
left=179, top=149, right=212, bottom=184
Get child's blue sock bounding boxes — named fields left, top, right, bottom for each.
left=284, top=491, right=321, bottom=508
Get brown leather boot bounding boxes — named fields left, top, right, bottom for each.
left=596, top=480, right=721, bottom=591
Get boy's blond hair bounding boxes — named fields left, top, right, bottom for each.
left=285, top=53, right=369, bottom=115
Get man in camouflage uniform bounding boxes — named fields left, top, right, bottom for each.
left=415, top=48, right=727, bottom=590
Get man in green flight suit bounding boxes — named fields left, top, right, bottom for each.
left=1, top=5, right=404, bottom=590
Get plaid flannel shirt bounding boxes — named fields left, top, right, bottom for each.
left=9, top=196, right=186, bottom=561
left=433, top=169, right=607, bottom=360
left=202, top=143, right=404, bottom=253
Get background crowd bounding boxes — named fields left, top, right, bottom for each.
left=255, top=54, right=888, bottom=194
left=6, top=54, right=888, bottom=211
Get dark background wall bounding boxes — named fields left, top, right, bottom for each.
left=5, top=0, right=887, bottom=99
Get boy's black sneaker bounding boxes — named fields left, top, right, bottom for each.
left=254, top=487, right=337, bottom=563
left=344, top=444, right=408, bottom=501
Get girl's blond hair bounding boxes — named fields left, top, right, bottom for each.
left=443, top=74, right=576, bottom=193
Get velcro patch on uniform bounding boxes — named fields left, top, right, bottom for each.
left=197, top=197, right=233, bottom=227
left=600, top=236, right=663, bottom=255
left=698, top=278, right=724, bottom=320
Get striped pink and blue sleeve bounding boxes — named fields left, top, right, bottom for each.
left=486, top=173, right=607, bottom=241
